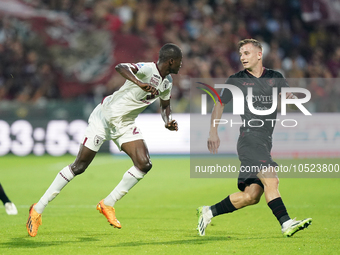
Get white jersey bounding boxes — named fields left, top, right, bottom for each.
left=101, top=62, right=172, bottom=128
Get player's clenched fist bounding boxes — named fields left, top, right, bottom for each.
left=165, top=120, right=178, bottom=131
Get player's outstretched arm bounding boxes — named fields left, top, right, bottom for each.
left=208, top=103, right=225, bottom=154
left=115, top=63, right=157, bottom=95
left=160, top=99, right=178, bottom=131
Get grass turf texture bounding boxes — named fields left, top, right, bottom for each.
left=0, top=154, right=339, bottom=255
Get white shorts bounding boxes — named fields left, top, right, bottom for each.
left=82, top=104, right=144, bottom=152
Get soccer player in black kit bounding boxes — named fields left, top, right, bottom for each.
left=196, top=39, right=312, bottom=237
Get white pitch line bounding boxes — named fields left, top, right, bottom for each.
left=18, top=205, right=96, bottom=208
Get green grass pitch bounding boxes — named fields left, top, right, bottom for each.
left=0, top=154, right=339, bottom=255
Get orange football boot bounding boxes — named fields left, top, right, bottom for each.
left=96, top=199, right=121, bottom=228
left=26, top=203, right=42, bottom=237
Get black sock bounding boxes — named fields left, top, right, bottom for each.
left=0, top=184, right=11, bottom=205
left=210, top=195, right=237, bottom=217
left=268, top=197, right=290, bottom=225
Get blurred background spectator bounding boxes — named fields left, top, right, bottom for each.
left=0, top=0, right=340, bottom=115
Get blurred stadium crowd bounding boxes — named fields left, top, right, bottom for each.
left=0, top=0, right=340, bottom=113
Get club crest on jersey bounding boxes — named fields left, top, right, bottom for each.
left=94, top=135, right=104, bottom=146
left=266, top=79, right=275, bottom=87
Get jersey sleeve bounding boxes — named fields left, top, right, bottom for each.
left=220, top=75, right=235, bottom=104
left=159, top=75, right=172, bottom=100
left=134, top=62, right=153, bottom=80
left=275, top=72, right=289, bottom=94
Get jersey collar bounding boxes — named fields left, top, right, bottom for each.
left=245, top=67, right=266, bottom=78
left=154, top=62, right=165, bottom=79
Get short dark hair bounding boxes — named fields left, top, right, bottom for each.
left=237, top=39, right=262, bottom=52
left=159, top=43, right=182, bottom=63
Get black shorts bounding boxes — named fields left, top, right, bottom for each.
left=236, top=130, right=278, bottom=191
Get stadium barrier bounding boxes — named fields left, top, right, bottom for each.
left=0, top=114, right=189, bottom=156
left=1, top=113, right=339, bottom=157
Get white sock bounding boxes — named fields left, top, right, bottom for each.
left=103, top=166, right=145, bottom=207
left=34, top=166, right=75, bottom=214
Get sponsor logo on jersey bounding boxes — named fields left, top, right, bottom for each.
left=150, top=76, right=159, bottom=87
left=94, top=135, right=104, bottom=146
left=246, top=95, right=273, bottom=104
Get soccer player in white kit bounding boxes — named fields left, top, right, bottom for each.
left=26, top=43, right=182, bottom=237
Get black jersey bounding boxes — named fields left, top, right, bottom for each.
left=220, top=68, right=289, bottom=135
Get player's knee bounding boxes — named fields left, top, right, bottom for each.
left=137, top=159, right=152, bottom=173
left=244, top=193, right=260, bottom=205
left=250, top=195, right=261, bottom=205
left=70, top=162, right=88, bottom=175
